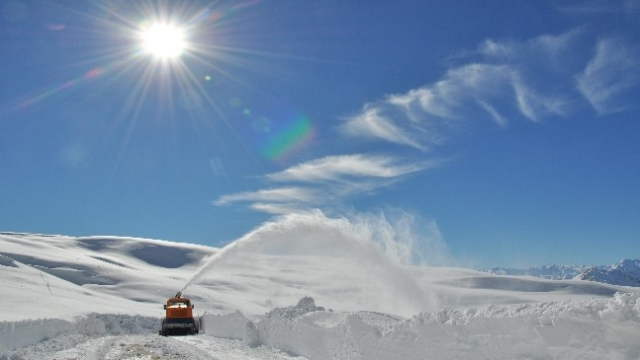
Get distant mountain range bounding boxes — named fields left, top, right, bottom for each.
left=483, top=259, right=640, bottom=287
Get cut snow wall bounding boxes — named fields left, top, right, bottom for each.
left=0, top=314, right=159, bottom=352
left=200, top=311, right=248, bottom=340
left=0, top=318, right=74, bottom=352
left=203, top=294, right=640, bottom=360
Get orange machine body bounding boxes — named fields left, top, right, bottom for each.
left=159, top=292, right=199, bottom=336
left=165, top=296, right=194, bottom=319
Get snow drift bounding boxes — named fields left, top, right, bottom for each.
left=202, top=294, right=640, bottom=360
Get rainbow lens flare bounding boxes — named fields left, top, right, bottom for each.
left=260, top=117, right=315, bottom=162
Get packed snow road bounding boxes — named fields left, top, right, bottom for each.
left=5, top=334, right=307, bottom=360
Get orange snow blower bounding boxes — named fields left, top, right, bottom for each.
left=159, top=291, right=199, bottom=336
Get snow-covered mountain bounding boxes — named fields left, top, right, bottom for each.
left=2, top=214, right=640, bottom=360
left=483, top=264, right=590, bottom=280
left=575, top=259, right=640, bottom=287
left=483, top=259, right=640, bottom=287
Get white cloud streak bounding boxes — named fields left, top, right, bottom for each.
left=576, top=38, right=640, bottom=115
left=216, top=29, right=639, bottom=215
left=340, top=36, right=576, bottom=150
left=266, top=154, right=429, bottom=183
left=339, top=30, right=640, bottom=150
left=340, top=107, right=428, bottom=151
left=215, top=154, right=443, bottom=213
left=557, top=0, right=640, bottom=16
left=249, top=203, right=312, bottom=215
left=214, top=187, right=317, bottom=206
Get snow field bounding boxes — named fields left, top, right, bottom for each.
left=3, top=220, right=640, bottom=359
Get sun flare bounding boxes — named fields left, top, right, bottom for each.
left=140, top=23, right=186, bottom=59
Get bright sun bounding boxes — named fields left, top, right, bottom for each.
left=140, top=23, right=186, bottom=59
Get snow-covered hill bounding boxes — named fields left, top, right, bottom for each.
left=2, top=213, right=640, bottom=359
left=0, top=232, right=216, bottom=321
left=484, top=258, right=640, bottom=287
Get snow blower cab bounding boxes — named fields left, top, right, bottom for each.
left=159, top=291, right=199, bottom=336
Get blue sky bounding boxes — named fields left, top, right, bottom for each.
left=1, top=0, right=639, bottom=268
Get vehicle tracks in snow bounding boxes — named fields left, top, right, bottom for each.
left=174, top=335, right=307, bottom=360
left=7, top=334, right=307, bottom=360
left=52, top=335, right=213, bottom=360
left=5, top=335, right=211, bottom=360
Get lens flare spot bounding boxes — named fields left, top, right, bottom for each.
left=46, top=23, right=66, bottom=31
left=84, top=67, right=104, bottom=79
left=261, top=117, right=315, bottom=162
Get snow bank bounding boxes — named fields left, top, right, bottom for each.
left=0, top=318, right=74, bottom=352
left=0, top=314, right=158, bottom=352
left=75, top=313, right=159, bottom=335
left=200, top=310, right=249, bottom=340
left=204, top=294, right=640, bottom=360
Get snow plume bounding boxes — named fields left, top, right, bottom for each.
left=345, top=208, right=453, bottom=267
left=182, top=210, right=447, bottom=316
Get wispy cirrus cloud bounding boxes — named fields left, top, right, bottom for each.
left=576, top=38, right=640, bottom=115
left=340, top=107, right=429, bottom=151
left=341, top=62, right=568, bottom=152
left=215, top=187, right=318, bottom=206
left=395, top=63, right=567, bottom=123
left=215, top=154, right=439, bottom=213
left=339, top=45, right=572, bottom=150
left=266, top=154, right=431, bottom=183
left=248, top=202, right=313, bottom=215
left=557, top=0, right=640, bottom=16
left=340, top=29, right=638, bottom=150
left=216, top=28, right=639, bottom=215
